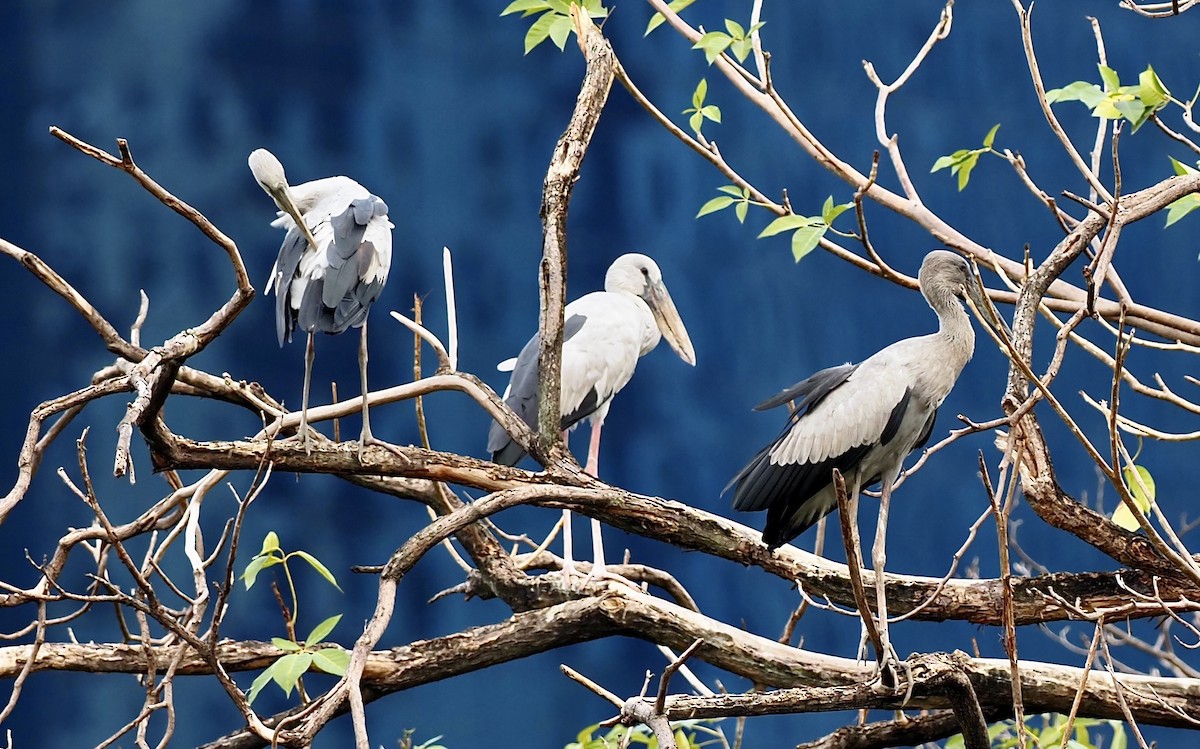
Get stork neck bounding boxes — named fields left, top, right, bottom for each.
left=934, top=295, right=975, bottom=362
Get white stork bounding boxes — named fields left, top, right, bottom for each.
left=488, top=253, right=696, bottom=584
left=729, top=249, right=978, bottom=669
left=248, top=149, right=393, bottom=457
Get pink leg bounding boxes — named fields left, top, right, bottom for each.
left=559, top=429, right=579, bottom=588
left=584, top=419, right=607, bottom=579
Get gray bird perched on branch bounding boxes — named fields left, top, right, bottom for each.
left=728, top=248, right=979, bottom=673
left=248, top=149, right=393, bottom=458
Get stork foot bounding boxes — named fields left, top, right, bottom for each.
left=560, top=555, right=582, bottom=592
left=356, top=427, right=406, bottom=463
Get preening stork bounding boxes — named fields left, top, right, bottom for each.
left=489, top=253, right=696, bottom=583
left=728, top=250, right=978, bottom=667
left=248, top=149, right=393, bottom=457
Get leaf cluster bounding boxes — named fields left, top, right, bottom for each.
left=1046, top=64, right=1170, bottom=133
left=1167, top=157, right=1200, bottom=230
left=682, top=79, right=721, bottom=138
left=757, top=197, right=853, bottom=263
left=501, top=0, right=609, bottom=54
left=240, top=532, right=348, bottom=704
left=245, top=615, right=350, bottom=704
left=567, top=720, right=716, bottom=749
left=945, top=713, right=1126, bottom=749
left=692, top=18, right=764, bottom=65
left=931, top=124, right=1002, bottom=191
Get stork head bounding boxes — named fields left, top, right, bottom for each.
left=606, top=253, right=697, bottom=366
left=248, top=149, right=291, bottom=197
left=248, top=149, right=322, bottom=252
left=919, top=250, right=980, bottom=311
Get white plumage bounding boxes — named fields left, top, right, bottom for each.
left=489, top=252, right=696, bottom=584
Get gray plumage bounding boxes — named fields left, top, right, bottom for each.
left=489, top=313, right=591, bottom=466
left=730, top=250, right=977, bottom=549
left=248, top=148, right=393, bottom=455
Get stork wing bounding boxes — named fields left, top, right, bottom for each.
left=753, top=363, right=857, bottom=413
left=487, top=313, right=589, bottom=465
left=324, top=196, right=390, bottom=330
left=769, top=359, right=911, bottom=467
left=269, top=226, right=310, bottom=346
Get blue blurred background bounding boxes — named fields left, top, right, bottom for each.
left=2, top=1, right=1199, bottom=746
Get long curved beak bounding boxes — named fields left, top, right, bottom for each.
left=645, top=281, right=697, bottom=366
left=249, top=149, right=321, bottom=255
left=270, top=187, right=322, bottom=255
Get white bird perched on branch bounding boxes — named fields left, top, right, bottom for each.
left=489, top=253, right=696, bottom=585
left=248, top=149, right=393, bottom=458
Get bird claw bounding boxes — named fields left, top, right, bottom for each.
left=356, top=431, right=406, bottom=463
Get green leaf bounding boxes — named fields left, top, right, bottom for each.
left=931, top=149, right=973, bottom=174
left=271, top=652, right=314, bottom=697
left=724, top=18, right=745, bottom=38
left=956, top=152, right=980, bottom=190
left=693, top=31, right=732, bottom=64
left=982, top=123, right=1001, bottom=149
left=1166, top=194, right=1200, bottom=228
left=757, top=214, right=818, bottom=238
left=290, top=550, right=342, bottom=592
left=696, top=196, right=735, bottom=218
left=1112, top=464, right=1155, bottom=531
left=547, top=13, right=573, bottom=51
left=1170, top=156, right=1200, bottom=176
left=1110, top=722, right=1127, bottom=749
left=313, top=647, right=350, bottom=676
left=1093, top=97, right=1126, bottom=120
left=260, top=531, right=281, bottom=556
left=524, top=11, right=557, bottom=54
left=241, top=554, right=279, bottom=590
left=821, top=196, right=852, bottom=225
left=790, top=223, right=826, bottom=262
left=691, top=78, right=708, bottom=109
left=717, top=185, right=744, bottom=196
left=688, top=110, right=704, bottom=136
left=734, top=200, right=748, bottom=223
left=245, top=667, right=275, bottom=705
left=730, top=37, right=753, bottom=63
left=271, top=637, right=302, bottom=652
left=1098, top=64, right=1120, bottom=92
left=1046, top=81, right=1106, bottom=108
left=701, top=105, right=721, bottom=122
left=305, top=614, right=342, bottom=646
left=645, top=0, right=698, bottom=35
left=501, top=0, right=550, bottom=16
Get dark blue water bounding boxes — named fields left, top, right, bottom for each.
left=2, top=2, right=1199, bottom=746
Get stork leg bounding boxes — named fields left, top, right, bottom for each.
left=583, top=418, right=608, bottom=582
left=300, top=331, right=316, bottom=454
left=558, top=429, right=580, bottom=589
left=354, top=320, right=404, bottom=461
left=356, top=320, right=376, bottom=460
left=872, top=476, right=904, bottom=687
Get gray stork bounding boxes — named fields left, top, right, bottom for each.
left=728, top=250, right=977, bottom=667
left=248, top=149, right=393, bottom=457
left=488, top=253, right=696, bottom=583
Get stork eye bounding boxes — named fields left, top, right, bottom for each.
left=640, top=267, right=650, bottom=277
